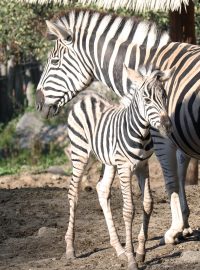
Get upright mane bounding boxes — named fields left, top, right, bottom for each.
left=53, top=9, right=170, bottom=48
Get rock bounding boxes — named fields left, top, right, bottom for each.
left=16, top=112, right=44, bottom=135
left=15, top=112, right=69, bottom=150
left=37, top=227, right=57, bottom=237
left=180, top=251, right=200, bottom=263
left=39, top=124, right=68, bottom=147
left=47, top=166, right=68, bottom=175
left=16, top=112, right=44, bottom=148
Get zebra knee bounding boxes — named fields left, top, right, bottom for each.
left=96, top=182, right=110, bottom=207
left=143, top=198, right=153, bottom=215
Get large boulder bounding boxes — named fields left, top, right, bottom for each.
left=16, top=111, right=68, bottom=150
left=16, top=112, right=44, bottom=149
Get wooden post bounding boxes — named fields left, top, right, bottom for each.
left=169, top=0, right=196, bottom=44
left=169, top=0, right=198, bottom=185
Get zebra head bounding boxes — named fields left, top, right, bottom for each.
left=36, top=20, right=93, bottom=118
left=125, top=65, right=175, bottom=136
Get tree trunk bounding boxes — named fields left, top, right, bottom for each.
left=169, top=0, right=196, bottom=44
left=169, top=0, right=198, bottom=185
left=0, top=63, right=13, bottom=123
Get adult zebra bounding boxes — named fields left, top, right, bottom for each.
left=36, top=9, right=198, bottom=244
left=66, top=65, right=173, bottom=269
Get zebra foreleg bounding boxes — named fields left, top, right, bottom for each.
left=135, top=161, right=153, bottom=262
left=65, top=155, right=89, bottom=259
left=96, top=165, right=126, bottom=260
left=176, top=150, right=193, bottom=237
left=117, top=165, right=138, bottom=270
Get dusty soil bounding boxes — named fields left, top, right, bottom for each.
left=0, top=156, right=200, bottom=270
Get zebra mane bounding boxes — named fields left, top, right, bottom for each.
left=53, top=8, right=170, bottom=48
left=120, top=93, right=134, bottom=108
left=120, top=65, right=158, bottom=108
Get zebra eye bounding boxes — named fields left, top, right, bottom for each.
left=162, top=93, right=167, bottom=100
left=66, top=34, right=73, bottom=43
left=51, top=58, right=60, bottom=65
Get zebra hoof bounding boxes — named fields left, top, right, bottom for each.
left=136, top=252, right=145, bottom=262
left=118, top=252, right=127, bottom=261
left=182, top=227, right=193, bottom=237
left=128, top=262, right=138, bottom=270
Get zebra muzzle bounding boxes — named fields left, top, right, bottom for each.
left=35, top=89, right=60, bottom=118
left=159, top=113, right=172, bottom=135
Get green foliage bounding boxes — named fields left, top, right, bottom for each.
left=0, top=117, right=68, bottom=176
left=0, top=147, right=68, bottom=176
left=0, top=1, right=69, bottom=63
left=0, top=118, right=17, bottom=151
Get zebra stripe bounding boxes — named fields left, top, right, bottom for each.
left=66, top=66, right=172, bottom=267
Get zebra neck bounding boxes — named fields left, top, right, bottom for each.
left=123, top=102, right=149, bottom=141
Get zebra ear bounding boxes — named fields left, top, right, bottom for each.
left=123, top=64, right=144, bottom=86
left=156, top=66, right=176, bottom=82
left=46, top=20, right=72, bottom=41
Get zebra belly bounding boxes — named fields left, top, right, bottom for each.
left=91, top=144, right=154, bottom=168
left=113, top=147, right=153, bottom=166
left=170, top=96, right=200, bottom=158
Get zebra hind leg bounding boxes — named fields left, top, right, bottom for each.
left=117, top=165, right=138, bottom=270
left=176, top=150, right=193, bottom=238
left=96, top=165, right=126, bottom=261
left=65, top=154, right=89, bottom=260
left=135, top=161, right=153, bottom=263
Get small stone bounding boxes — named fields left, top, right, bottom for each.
left=48, top=166, right=67, bottom=176
left=180, top=250, right=200, bottom=263
left=37, top=227, right=57, bottom=237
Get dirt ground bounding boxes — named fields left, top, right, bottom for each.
left=0, top=156, right=200, bottom=270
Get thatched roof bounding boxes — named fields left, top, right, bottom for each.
left=18, top=0, right=191, bottom=12
left=78, top=0, right=190, bottom=12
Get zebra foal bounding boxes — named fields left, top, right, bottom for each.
left=66, top=65, right=173, bottom=270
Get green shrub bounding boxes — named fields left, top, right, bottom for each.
left=0, top=117, right=68, bottom=175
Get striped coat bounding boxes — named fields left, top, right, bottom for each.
left=66, top=66, right=172, bottom=268
left=36, top=9, right=198, bottom=245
